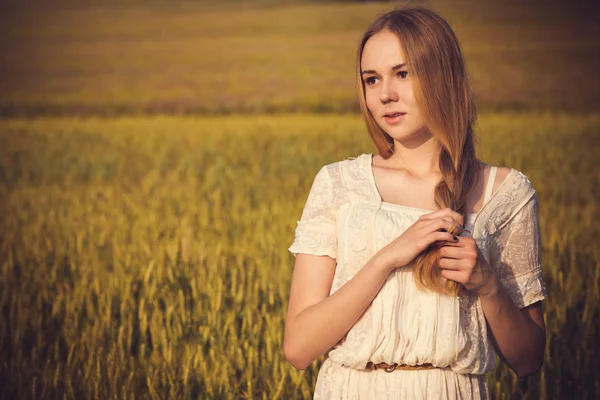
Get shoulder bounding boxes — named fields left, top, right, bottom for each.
left=480, top=161, right=535, bottom=197
left=310, top=154, right=364, bottom=189
left=503, top=167, right=535, bottom=196
left=484, top=164, right=538, bottom=232
left=314, top=154, right=369, bottom=204
left=319, top=153, right=368, bottom=177
left=491, top=166, right=512, bottom=193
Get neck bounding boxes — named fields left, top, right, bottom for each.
left=388, top=130, right=442, bottom=178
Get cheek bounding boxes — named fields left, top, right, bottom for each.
left=365, top=90, right=379, bottom=111
left=403, top=86, right=416, bottom=105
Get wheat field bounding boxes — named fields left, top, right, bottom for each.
left=1, top=112, right=599, bottom=398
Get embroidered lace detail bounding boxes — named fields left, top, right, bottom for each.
left=477, top=170, right=536, bottom=235
left=472, top=169, right=546, bottom=308
left=489, top=192, right=547, bottom=308
left=343, top=155, right=378, bottom=271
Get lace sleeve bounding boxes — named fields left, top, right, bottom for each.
left=288, top=165, right=337, bottom=259
left=489, top=193, right=547, bottom=308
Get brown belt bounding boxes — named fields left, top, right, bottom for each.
left=365, top=362, right=436, bottom=372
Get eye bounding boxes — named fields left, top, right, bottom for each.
left=398, top=70, right=409, bottom=79
left=364, top=76, right=378, bottom=85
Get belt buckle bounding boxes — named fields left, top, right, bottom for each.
left=384, top=363, right=397, bottom=373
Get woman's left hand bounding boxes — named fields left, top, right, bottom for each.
left=439, top=236, right=498, bottom=296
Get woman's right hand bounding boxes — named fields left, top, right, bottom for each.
left=376, top=207, right=465, bottom=272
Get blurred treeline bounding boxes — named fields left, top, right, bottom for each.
left=0, top=0, right=598, bottom=116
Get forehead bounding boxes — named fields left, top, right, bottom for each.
left=361, top=30, right=406, bottom=69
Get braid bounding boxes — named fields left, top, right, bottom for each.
left=412, top=135, right=480, bottom=296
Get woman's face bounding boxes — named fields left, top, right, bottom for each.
left=360, top=29, right=428, bottom=142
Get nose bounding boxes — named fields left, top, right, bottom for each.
left=379, top=78, right=399, bottom=104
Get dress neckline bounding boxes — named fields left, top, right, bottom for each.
left=365, top=153, right=510, bottom=216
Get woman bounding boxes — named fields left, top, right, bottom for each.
left=284, top=6, right=546, bottom=399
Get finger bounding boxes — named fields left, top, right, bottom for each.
left=440, top=236, right=465, bottom=247
left=437, top=217, right=464, bottom=234
left=424, top=216, right=465, bottom=236
left=439, top=245, right=464, bottom=259
left=443, top=236, right=478, bottom=251
left=426, top=218, right=464, bottom=236
left=425, top=231, right=458, bottom=246
left=440, top=268, right=465, bottom=283
left=446, top=218, right=465, bottom=235
left=420, top=207, right=464, bottom=226
left=438, top=257, right=463, bottom=270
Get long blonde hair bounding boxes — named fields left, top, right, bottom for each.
left=357, top=6, right=481, bottom=295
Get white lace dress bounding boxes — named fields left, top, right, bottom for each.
left=288, top=153, right=547, bottom=400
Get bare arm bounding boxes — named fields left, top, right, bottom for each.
left=479, top=278, right=546, bottom=377
left=283, top=252, right=391, bottom=370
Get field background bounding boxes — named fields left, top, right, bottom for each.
left=1, top=0, right=599, bottom=399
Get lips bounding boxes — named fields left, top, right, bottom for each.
left=383, top=112, right=406, bottom=124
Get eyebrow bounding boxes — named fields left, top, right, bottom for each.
left=361, top=63, right=406, bottom=75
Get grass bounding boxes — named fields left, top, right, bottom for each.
left=0, top=112, right=599, bottom=398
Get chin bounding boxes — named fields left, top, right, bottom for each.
left=384, top=128, right=421, bottom=142
left=385, top=126, right=430, bottom=142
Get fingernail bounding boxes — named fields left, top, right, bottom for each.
left=453, top=235, right=459, bottom=241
